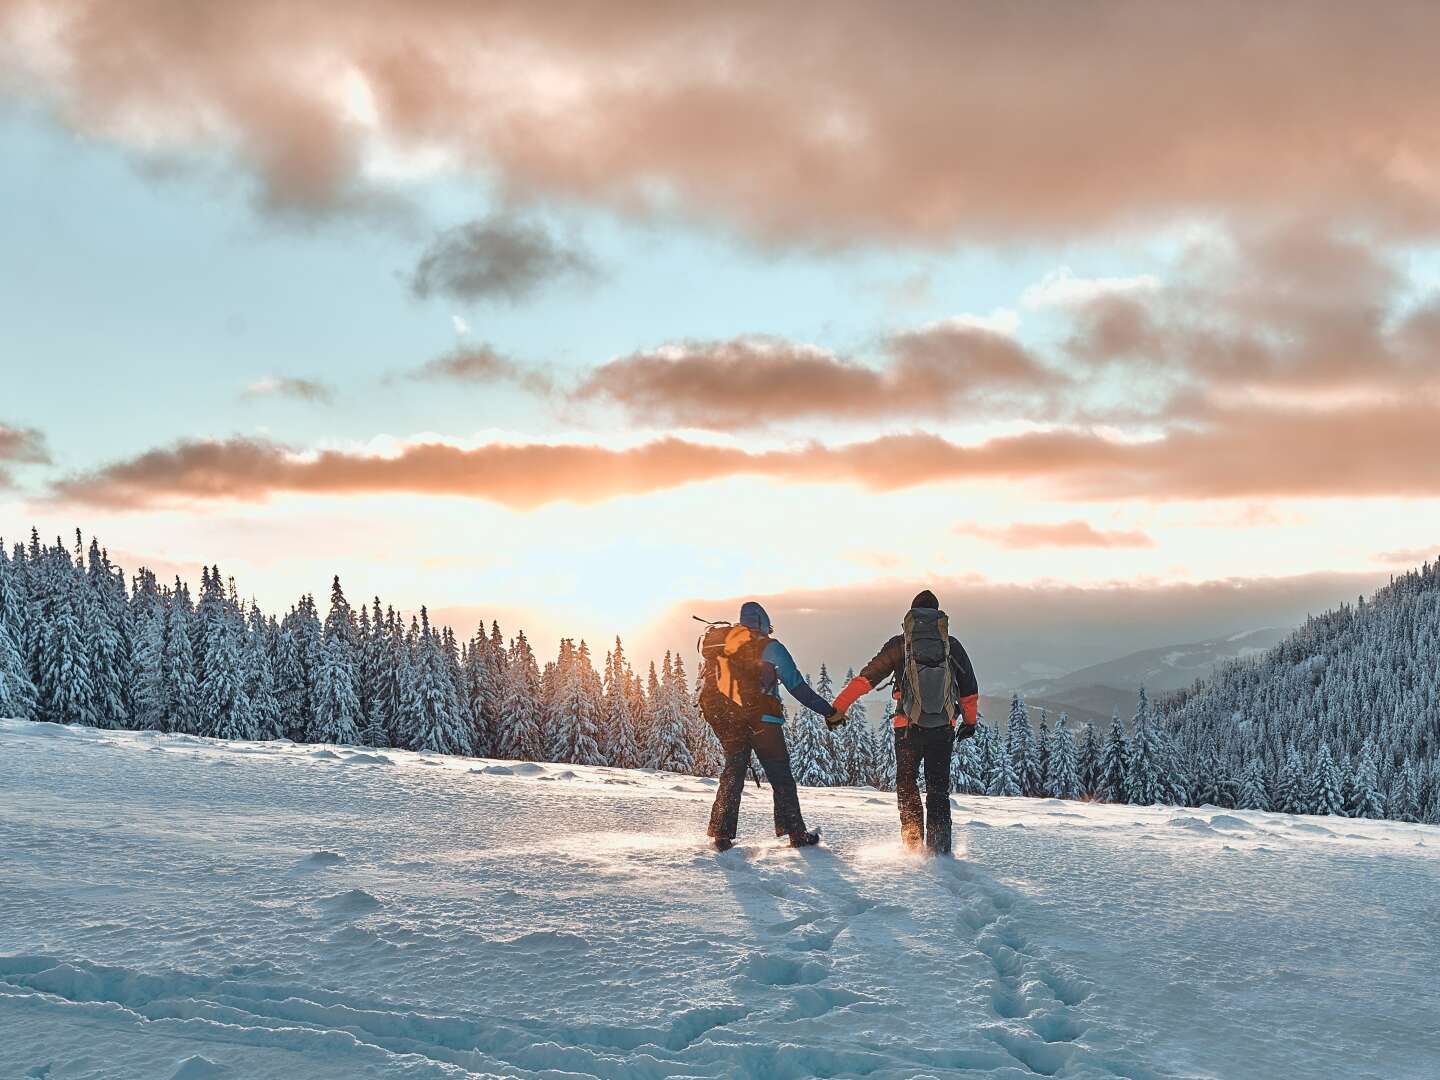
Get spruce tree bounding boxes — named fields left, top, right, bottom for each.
left=649, top=653, right=695, bottom=773
left=500, top=631, right=544, bottom=761
left=404, top=609, right=471, bottom=755
left=1099, top=710, right=1130, bottom=803
left=1236, top=758, right=1269, bottom=811
left=1275, top=746, right=1309, bottom=815
left=311, top=633, right=362, bottom=746
left=604, top=640, right=641, bottom=769
left=202, top=619, right=256, bottom=740
left=1312, top=742, right=1345, bottom=816
left=952, top=730, right=983, bottom=794
left=1006, top=694, right=1042, bottom=796
left=987, top=738, right=1022, bottom=797
left=0, top=619, right=37, bottom=720
left=161, top=600, right=200, bottom=735
left=872, top=701, right=897, bottom=791
left=273, top=627, right=308, bottom=740
left=1347, top=744, right=1385, bottom=819
left=1077, top=721, right=1101, bottom=797
left=1044, top=717, right=1082, bottom=799
left=36, top=567, right=96, bottom=726
left=243, top=612, right=284, bottom=740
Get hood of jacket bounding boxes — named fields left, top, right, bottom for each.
left=739, top=601, right=772, bottom=635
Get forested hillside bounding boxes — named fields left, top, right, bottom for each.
left=1159, top=560, right=1440, bottom=823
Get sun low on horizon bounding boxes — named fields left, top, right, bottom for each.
left=3, top=1, right=1440, bottom=683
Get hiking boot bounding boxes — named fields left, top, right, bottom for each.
left=711, top=837, right=735, bottom=852
left=788, top=830, right=821, bottom=848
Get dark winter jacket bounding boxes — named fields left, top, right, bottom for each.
left=738, top=601, right=837, bottom=725
left=831, top=592, right=979, bottom=731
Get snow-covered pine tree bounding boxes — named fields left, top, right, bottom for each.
left=1077, top=721, right=1101, bottom=797
left=85, top=540, right=133, bottom=729
left=161, top=595, right=201, bottom=735
left=647, top=652, right=695, bottom=773
left=499, top=630, right=544, bottom=761
left=987, top=735, right=1022, bottom=797
left=1006, top=694, right=1043, bottom=796
left=1275, top=746, right=1309, bottom=815
left=459, top=631, right=492, bottom=756
left=604, top=638, right=641, bottom=769
left=1312, top=742, right=1345, bottom=816
left=323, top=576, right=358, bottom=649
left=201, top=617, right=256, bottom=740
left=1126, top=689, right=1167, bottom=806
left=1346, top=742, right=1386, bottom=819
left=787, top=680, right=825, bottom=786
left=675, top=654, right=720, bottom=776
left=1044, top=715, right=1082, bottom=799
left=1099, top=710, right=1130, bottom=803
left=951, top=729, right=984, bottom=794
left=871, top=700, right=897, bottom=791
left=0, top=618, right=37, bottom=719
left=243, top=608, right=284, bottom=740
left=1236, top=758, right=1269, bottom=811
left=35, top=558, right=96, bottom=726
left=1388, top=763, right=1421, bottom=823
left=403, top=608, right=471, bottom=756
left=556, top=640, right=605, bottom=766
left=1036, top=709, right=1051, bottom=784
left=310, top=632, right=362, bottom=746
left=272, top=627, right=308, bottom=741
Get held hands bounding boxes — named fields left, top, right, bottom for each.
left=825, top=709, right=849, bottom=731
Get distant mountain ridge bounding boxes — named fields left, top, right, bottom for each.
left=980, top=627, right=1289, bottom=726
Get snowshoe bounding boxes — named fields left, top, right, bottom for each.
left=788, top=830, right=821, bottom=848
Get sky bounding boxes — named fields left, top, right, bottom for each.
left=1, top=2, right=1438, bottom=688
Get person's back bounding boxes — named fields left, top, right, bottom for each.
left=700, top=601, right=840, bottom=850
left=831, top=590, right=978, bottom=853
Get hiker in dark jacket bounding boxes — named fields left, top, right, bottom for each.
left=831, top=590, right=978, bottom=855
left=701, top=601, right=840, bottom=851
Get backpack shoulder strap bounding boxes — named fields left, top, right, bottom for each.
left=937, top=613, right=955, bottom=724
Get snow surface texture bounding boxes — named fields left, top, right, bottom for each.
left=2, top=719, right=1437, bottom=1080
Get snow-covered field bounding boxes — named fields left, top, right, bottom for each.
left=1, top=719, right=1437, bottom=1080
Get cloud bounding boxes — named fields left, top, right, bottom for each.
left=1064, top=223, right=1438, bottom=407
left=573, top=327, right=1057, bottom=430
left=46, top=401, right=1440, bottom=513
left=0, top=423, right=49, bottom=464
left=0, top=422, right=50, bottom=487
left=451, top=314, right=470, bottom=336
left=1375, top=547, right=1438, bottom=568
left=404, top=345, right=554, bottom=395
left=1022, top=268, right=1161, bottom=310
left=8, top=4, right=1440, bottom=240
left=410, top=216, right=596, bottom=303
left=241, top=376, right=335, bottom=404
left=957, top=520, right=1155, bottom=549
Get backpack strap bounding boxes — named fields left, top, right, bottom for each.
left=938, top=612, right=955, bottom=726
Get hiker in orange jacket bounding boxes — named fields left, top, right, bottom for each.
left=830, top=590, right=979, bottom=854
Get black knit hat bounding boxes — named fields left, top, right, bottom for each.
left=911, top=589, right=939, bottom=610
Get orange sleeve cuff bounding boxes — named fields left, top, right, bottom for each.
left=959, top=693, right=979, bottom=727
left=833, top=676, right=871, bottom=715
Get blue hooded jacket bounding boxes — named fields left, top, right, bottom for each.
left=739, top=601, right=835, bottom=724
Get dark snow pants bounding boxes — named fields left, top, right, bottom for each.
left=707, top=720, right=806, bottom=840
left=895, top=724, right=955, bottom=854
